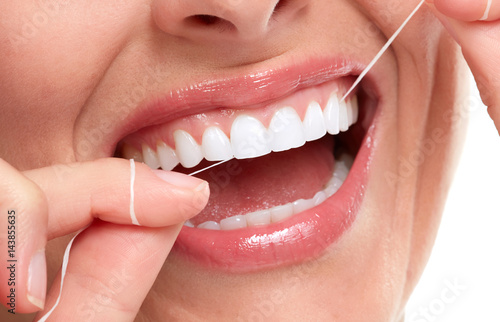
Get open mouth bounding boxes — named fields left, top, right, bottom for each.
left=113, top=62, right=378, bottom=272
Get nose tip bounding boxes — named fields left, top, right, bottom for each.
left=152, top=0, right=283, bottom=42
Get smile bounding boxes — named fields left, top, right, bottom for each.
left=114, top=58, right=379, bottom=272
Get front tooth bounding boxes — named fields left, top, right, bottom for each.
left=270, top=203, right=294, bottom=223
left=231, top=115, right=271, bottom=159
left=324, top=93, right=340, bottom=135
left=346, top=98, right=354, bottom=126
left=173, top=130, right=204, bottom=168
left=246, top=210, right=271, bottom=227
left=268, top=107, right=306, bottom=152
left=142, top=144, right=160, bottom=169
left=157, top=142, right=179, bottom=171
left=292, top=198, right=315, bottom=214
left=121, top=144, right=144, bottom=162
left=220, top=215, right=247, bottom=230
left=202, top=126, right=233, bottom=161
left=303, top=101, right=327, bottom=142
left=339, top=99, right=349, bottom=132
left=198, top=221, right=221, bottom=230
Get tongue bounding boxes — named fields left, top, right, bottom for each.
left=187, top=136, right=335, bottom=225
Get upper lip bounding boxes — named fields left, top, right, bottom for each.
left=85, top=56, right=379, bottom=159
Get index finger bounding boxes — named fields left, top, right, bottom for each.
left=24, top=158, right=209, bottom=239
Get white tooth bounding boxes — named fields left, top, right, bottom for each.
left=324, top=93, right=340, bottom=135
left=231, top=115, right=271, bottom=159
left=173, top=130, right=204, bottom=168
left=292, top=198, right=315, bottom=214
left=327, top=176, right=344, bottom=191
left=303, top=101, right=327, bottom=142
left=268, top=107, right=306, bottom=152
left=351, top=95, right=359, bottom=124
left=157, top=142, right=179, bottom=171
left=220, top=215, right=247, bottom=230
left=202, top=126, right=233, bottom=161
left=198, top=221, right=221, bottom=230
left=346, top=98, right=354, bottom=126
left=246, top=210, right=271, bottom=227
left=339, top=153, right=354, bottom=169
left=142, top=144, right=160, bottom=169
left=313, top=191, right=327, bottom=206
left=121, top=144, right=144, bottom=162
left=184, top=220, right=195, bottom=227
left=334, top=161, right=349, bottom=181
left=271, top=203, right=294, bottom=223
left=339, top=99, right=349, bottom=132
left=324, top=184, right=339, bottom=197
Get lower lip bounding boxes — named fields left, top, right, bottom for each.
left=172, top=123, right=374, bottom=273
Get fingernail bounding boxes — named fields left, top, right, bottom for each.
left=27, top=250, right=47, bottom=310
left=153, top=170, right=208, bottom=190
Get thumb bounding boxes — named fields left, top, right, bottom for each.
left=427, top=0, right=500, bottom=133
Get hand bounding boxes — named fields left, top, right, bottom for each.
left=427, top=0, right=500, bottom=134
left=0, top=158, right=209, bottom=320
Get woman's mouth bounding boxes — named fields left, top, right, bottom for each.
left=113, top=59, right=379, bottom=272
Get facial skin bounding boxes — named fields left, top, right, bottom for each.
left=0, top=0, right=468, bottom=321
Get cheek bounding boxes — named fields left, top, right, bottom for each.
left=0, top=2, right=140, bottom=167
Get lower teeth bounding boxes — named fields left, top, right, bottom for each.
left=186, top=153, right=354, bottom=230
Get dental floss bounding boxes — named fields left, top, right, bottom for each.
left=130, top=159, right=140, bottom=226
left=37, top=227, right=87, bottom=322
left=187, top=159, right=231, bottom=176
left=341, top=0, right=426, bottom=102
left=38, top=3, right=428, bottom=319
left=480, top=0, right=492, bottom=20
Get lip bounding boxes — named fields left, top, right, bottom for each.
left=102, top=56, right=382, bottom=272
left=172, top=110, right=375, bottom=272
left=99, top=57, right=376, bottom=159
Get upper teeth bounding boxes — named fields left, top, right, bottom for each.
left=123, top=92, right=358, bottom=170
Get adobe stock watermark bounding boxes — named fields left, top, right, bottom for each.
left=5, top=0, right=71, bottom=52
left=408, top=277, right=467, bottom=322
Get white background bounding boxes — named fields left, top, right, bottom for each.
left=406, top=74, right=500, bottom=321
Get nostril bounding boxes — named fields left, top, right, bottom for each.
left=186, top=15, right=237, bottom=32
left=193, top=15, right=219, bottom=26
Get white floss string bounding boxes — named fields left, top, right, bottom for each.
left=37, top=3, right=426, bottom=319
left=342, top=0, right=426, bottom=102
left=129, top=159, right=140, bottom=225
left=481, top=0, right=492, bottom=20
left=37, top=228, right=86, bottom=322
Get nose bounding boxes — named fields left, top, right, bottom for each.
left=152, top=0, right=284, bottom=42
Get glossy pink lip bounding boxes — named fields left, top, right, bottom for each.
left=174, top=124, right=374, bottom=272
left=106, top=57, right=381, bottom=272
left=104, top=57, right=370, bottom=158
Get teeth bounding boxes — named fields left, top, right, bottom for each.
left=268, top=107, right=306, bottom=152
left=173, top=130, right=204, bottom=168
left=303, top=101, right=327, bottom=142
left=196, top=154, right=352, bottom=230
left=142, top=144, right=160, bottom=169
left=157, top=142, right=179, bottom=171
left=246, top=210, right=271, bottom=227
left=338, top=99, right=349, bottom=132
left=231, top=115, right=271, bottom=159
left=202, top=126, right=234, bottom=161
left=324, top=93, right=340, bottom=135
left=220, top=215, right=247, bottom=230
left=197, top=221, right=221, bottom=230
left=127, top=92, right=359, bottom=170
left=121, top=144, right=144, bottom=162
left=270, top=203, right=294, bottom=223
